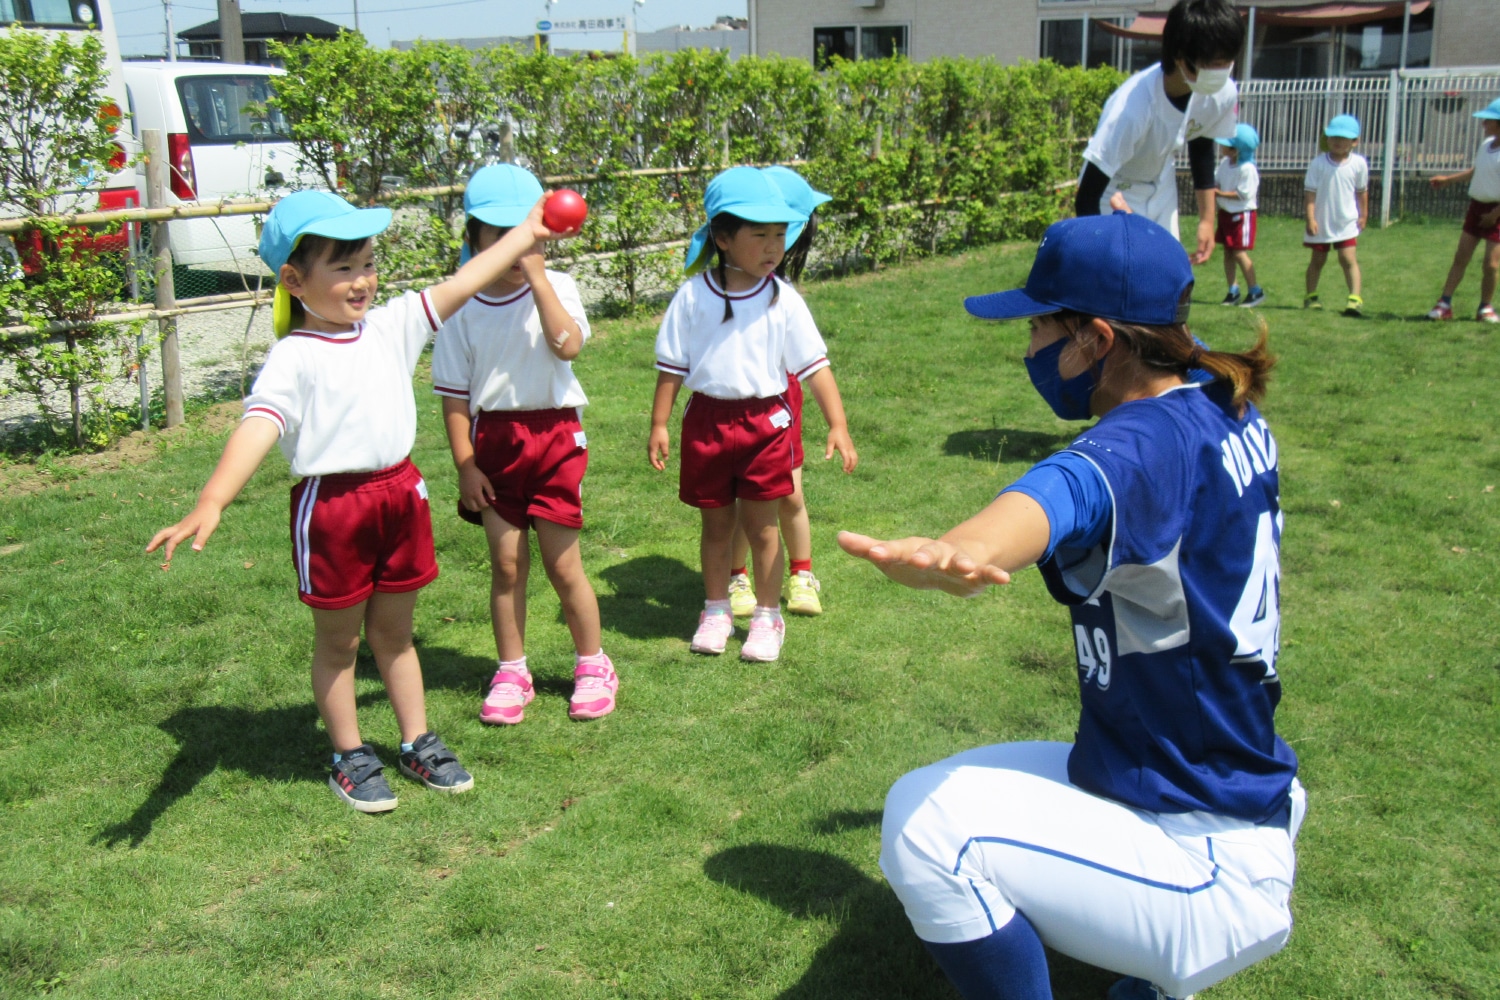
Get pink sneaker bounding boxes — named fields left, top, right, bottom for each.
left=479, top=665, right=534, bottom=725
left=569, top=654, right=618, bottom=720
left=690, top=610, right=734, bottom=654
left=740, top=613, right=785, bottom=662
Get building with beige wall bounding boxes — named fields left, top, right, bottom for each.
left=746, top=1, right=1492, bottom=77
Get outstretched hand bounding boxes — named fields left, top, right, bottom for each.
left=146, top=503, right=222, bottom=569
left=837, top=531, right=1011, bottom=597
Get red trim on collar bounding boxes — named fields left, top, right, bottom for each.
left=701, top=271, right=775, bottom=301
left=475, top=286, right=534, bottom=307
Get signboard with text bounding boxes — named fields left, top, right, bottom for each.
left=535, top=17, right=628, bottom=32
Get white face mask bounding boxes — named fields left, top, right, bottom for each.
left=1188, top=66, right=1232, bottom=95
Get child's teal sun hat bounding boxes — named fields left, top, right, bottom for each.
left=461, top=164, right=544, bottom=263
left=762, top=165, right=832, bottom=249
left=1474, top=97, right=1500, bottom=121
left=259, top=190, right=391, bottom=337
left=685, top=166, right=807, bottom=276
left=1324, top=114, right=1361, bottom=139
left=1215, top=122, right=1260, bottom=165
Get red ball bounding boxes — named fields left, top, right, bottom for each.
left=542, top=189, right=588, bottom=233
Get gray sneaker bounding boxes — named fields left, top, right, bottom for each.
left=399, top=732, right=474, bottom=794
left=329, top=745, right=398, bottom=813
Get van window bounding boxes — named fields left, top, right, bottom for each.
left=1, top=0, right=98, bottom=27
left=175, top=75, right=290, bottom=145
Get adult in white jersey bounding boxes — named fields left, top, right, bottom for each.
left=1077, top=0, right=1243, bottom=265
left=841, top=213, right=1303, bottom=1000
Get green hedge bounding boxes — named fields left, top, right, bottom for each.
left=271, top=37, right=1123, bottom=310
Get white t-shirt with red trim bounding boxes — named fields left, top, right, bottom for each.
left=430, top=270, right=590, bottom=414
left=654, top=272, right=830, bottom=400
left=243, top=289, right=440, bottom=477
left=1303, top=152, right=1369, bottom=244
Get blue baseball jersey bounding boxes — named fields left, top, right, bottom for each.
left=1037, top=381, right=1296, bottom=822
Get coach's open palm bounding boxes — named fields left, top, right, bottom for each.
left=838, top=532, right=1011, bottom=597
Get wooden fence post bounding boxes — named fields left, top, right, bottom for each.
left=143, top=129, right=184, bottom=428
left=499, top=121, right=515, bottom=164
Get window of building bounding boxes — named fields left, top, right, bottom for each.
left=814, top=26, right=856, bottom=68
left=1041, top=17, right=1147, bottom=71
left=1040, top=19, right=1085, bottom=66
left=814, top=24, right=908, bottom=68
left=1345, top=8, right=1433, bottom=73
left=860, top=25, right=908, bottom=60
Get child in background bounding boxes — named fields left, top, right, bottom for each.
left=1303, top=114, right=1369, bottom=316
left=649, top=167, right=857, bottom=663
left=432, top=165, right=616, bottom=726
left=1214, top=123, right=1263, bottom=307
left=1425, top=97, right=1500, bottom=323
left=727, top=165, right=840, bottom=617
left=147, top=189, right=575, bottom=813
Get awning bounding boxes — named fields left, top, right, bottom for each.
left=1095, top=2, right=1428, bottom=41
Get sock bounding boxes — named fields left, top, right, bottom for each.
left=499, top=656, right=528, bottom=674
left=922, top=910, right=1052, bottom=1000
left=752, top=605, right=783, bottom=621
left=576, top=649, right=608, bottom=666
left=1228, top=283, right=1240, bottom=296
left=705, top=598, right=732, bottom=615
left=400, top=741, right=415, bottom=754
left=789, top=558, right=812, bottom=576
left=730, top=565, right=748, bottom=578
left=332, top=752, right=343, bottom=764
left=1249, top=285, right=1262, bottom=295
left=1440, top=294, right=1452, bottom=305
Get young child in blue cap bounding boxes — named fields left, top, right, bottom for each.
left=1303, top=114, right=1369, bottom=315
left=841, top=212, right=1302, bottom=1000
left=725, top=165, right=845, bottom=618
left=649, top=166, right=857, bottom=663
left=1425, top=96, right=1500, bottom=323
left=148, top=188, right=579, bottom=813
left=431, top=164, right=617, bottom=725
left=1212, top=123, right=1263, bottom=307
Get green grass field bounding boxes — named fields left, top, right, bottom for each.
left=1, top=215, right=1496, bottom=999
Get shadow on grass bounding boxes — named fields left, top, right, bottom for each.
left=705, top=841, right=1119, bottom=999
left=943, top=429, right=1072, bottom=465
left=595, top=554, right=703, bottom=641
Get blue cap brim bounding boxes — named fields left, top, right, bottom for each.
left=1475, top=111, right=1500, bottom=120
left=784, top=192, right=832, bottom=247
left=469, top=205, right=530, bottom=229
left=684, top=222, right=712, bottom=274
left=300, top=206, right=392, bottom=243
left=963, top=289, right=1062, bottom=321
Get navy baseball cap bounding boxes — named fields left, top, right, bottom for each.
left=964, top=213, right=1194, bottom=327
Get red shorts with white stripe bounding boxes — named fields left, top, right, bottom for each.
left=1214, top=209, right=1257, bottom=251
left=1462, top=199, right=1500, bottom=243
left=289, top=458, right=438, bottom=610
left=679, top=393, right=795, bottom=509
left=1305, top=237, right=1357, bottom=250
left=786, top=373, right=804, bottom=469
left=460, top=408, right=587, bottom=530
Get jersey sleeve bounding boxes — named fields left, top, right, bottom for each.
left=1001, top=450, right=1113, bottom=563
left=241, top=340, right=303, bottom=438
left=430, top=307, right=472, bottom=402
left=1202, top=83, right=1238, bottom=139
left=1083, top=84, right=1149, bottom=180
left=547, top=270, right=592, bottom=345
left=778, top=282, right=830, bottom=382
left=654, top=283, right=694, bottom=378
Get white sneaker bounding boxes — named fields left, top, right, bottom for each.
left=740, top=612, right=785, bottom=662
left=690, top=610, right=734, bottom=655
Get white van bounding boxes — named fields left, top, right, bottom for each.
left=123, top=61, right=313, bottom=270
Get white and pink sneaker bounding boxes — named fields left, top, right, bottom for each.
left=569, top=653, right=619, bottom=721
left=690, top=610, right=735, bottom=655
left=480, top=663, right=535, bottom=725
left=740, top=611, right=785, bottom=662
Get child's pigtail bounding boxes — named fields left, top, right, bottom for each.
left=717, top=246, right=734, bottom=323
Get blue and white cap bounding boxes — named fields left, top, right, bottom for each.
left=1324, top=114, right=1361, bottom=139
left=964, top=213, right=1194, bottom=327
left=1474, top=97, right=1500, bottom=121
left=259, top=190, right=391, bottom=337
left=685, top=166, right=807, bottom=275
left=461, top=164, right=544, bottom=263
left=762, top=165, right=832, bottom=249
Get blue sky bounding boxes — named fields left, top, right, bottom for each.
left=113, top=0, right=748, bottom=59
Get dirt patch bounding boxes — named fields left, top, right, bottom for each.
left=0, top=401, right=241, bottom=500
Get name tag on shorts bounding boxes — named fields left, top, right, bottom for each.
left=415, top=478, right=429, bottom=501
left=574, top=431, right=588, bottom=449
left=769, top=408, right=792, bottom=430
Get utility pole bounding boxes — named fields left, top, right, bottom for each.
left=353, top=0, right=360, bottom=32
left=163, top=0, right=176, bottom=61
left=217, top=0, right=245, bottom=64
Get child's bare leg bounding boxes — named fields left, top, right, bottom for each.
left=739, top=499, right=784, bottom=608
left=311, top=602, right=368, bottom=752
left=700, top=505, right=737, bottom=601
left=364, top=589, right=427, bottom=744
left=780, top=468, right=811, bottom=564
left=1337, top=246, right=1361, bottom=297
left=729, top=506, right=751, bottom=574
left=1441, top=232, right=1481, bottom=298
left=535, top=519, right=602, bottom=655
left=1481, top=239, right=1500, bottom=303
left=1223, top=251, right=1237, bottom=290
left=482, top=508, right=529, bottom=662
left=1306, top=247, right=1328, bottom=294
left=1236, top=250, right=1258, bottom=289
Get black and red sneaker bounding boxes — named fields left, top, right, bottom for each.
left=398, top=732, right=474, bottom=794
left=329, top=745, right=398, bottom=813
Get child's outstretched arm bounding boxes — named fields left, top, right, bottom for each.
left=1429, top=167, right=1473, bottom=190
left=426, top=198, right=577, bottom=325
left=838, top=491, right=1050, bottom=598
left=802, top=367, right=857, bottom=473
left=648, top=372, right=683, bottom=471
left=146, top=417, right=281, bottom=566
left=518, top=250, right=585, bottom=359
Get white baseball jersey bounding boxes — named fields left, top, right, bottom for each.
left=430, top=271, right=590, bottom=414
left=243, top=289, right=440, bottom=477
left=1216, top=157, right=1259, bottom=213
left=1468, top=136, right=1500, bottom=202
left=1083, top=64, right=1238, bottom=228
left=1303, top=152, right=1369, bottom=243
left=654, top=272, right=830, bottom=399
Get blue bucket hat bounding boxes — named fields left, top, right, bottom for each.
left=1325, top=114, right=1361, bottom=139
left=461, top=164, right=544, bottom=263
left=1215, top=122, right=1260, bottom=165
left=685, top=166, right=807, bottom=275
left=964, top=213, right=1193, bottom=328
left=762, top=165, right=832, bottom=249
left=259, top=190, right=391, bottom=337
left=1474, top=97, right=1500, bottom=121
